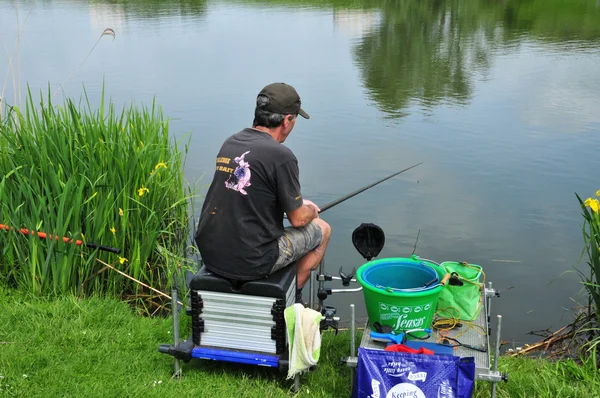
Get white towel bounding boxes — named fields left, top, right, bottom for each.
left=284, top=303, right=323, bottom=379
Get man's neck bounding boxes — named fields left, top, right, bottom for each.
left=252, top=126, right=284, bottom=143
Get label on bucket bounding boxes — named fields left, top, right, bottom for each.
left=378, top=302, right=433, bottom=330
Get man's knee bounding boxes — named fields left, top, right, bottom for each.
left=314, top=218, right=331, bottom=242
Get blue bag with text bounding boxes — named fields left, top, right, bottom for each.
left=352, top=347, right=475, bottom=398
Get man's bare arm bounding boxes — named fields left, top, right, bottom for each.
left=287, top=200, right=319, bottom=227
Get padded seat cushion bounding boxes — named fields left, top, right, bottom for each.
left=190, top=262, right=297, bottom=298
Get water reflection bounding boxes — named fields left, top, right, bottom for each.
left=89, top=0, right=208, bottom=19
left=87, top=0, right=208, bottom=32
left=333, top=9, right=380, bottom=38
left=351, top=0, right=600, bottom=118
left=500, top=0, right=600, bottom=43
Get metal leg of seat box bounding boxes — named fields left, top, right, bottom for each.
left=309, top=269, right=315, bottom=309
left=350, top=304, right=356, bottom=383
left=294, top=374, right=300, bottom=392
left=172, top=289, right=181, bottom=379
left=491, top=315, right=502, bottom=398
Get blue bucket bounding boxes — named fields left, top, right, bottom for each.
left=360, top=260, right=440, bottom=293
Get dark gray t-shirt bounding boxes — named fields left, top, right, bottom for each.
left=194, top=128, right=303, bottom=280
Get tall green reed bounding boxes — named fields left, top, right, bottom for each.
left=575, top=192, right=600, bottom=311
left=573, top=191, right=600, bottom=361
left=0, top=87, right=197, bottom=310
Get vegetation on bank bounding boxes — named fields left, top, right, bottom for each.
left=1, top=2, right=599, bottom=397
left=508, top=190, right=600, bottom=363
left=0, top=90, right=599, bottom=396
left=0, top=91, right=196, bottom=314
left=0, top=88, right=599, bottom=396
left=1, top=287, right=600, bottom=398
left=577, top=192, right=600, bottom=315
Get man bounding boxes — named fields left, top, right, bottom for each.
left=194, top=82, right=331, bottom=303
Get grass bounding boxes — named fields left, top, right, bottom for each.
left=495, top=356, right=600, bottom=397
left=0, top=89, right=197, bottom=313
left=2, top=286, right=600, bottom=398
left=0, top=286, right=353, bottom=398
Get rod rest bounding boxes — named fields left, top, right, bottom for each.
left=320, top=305, right=339, bottom=334
left=189, top=262, right=297, bottom=298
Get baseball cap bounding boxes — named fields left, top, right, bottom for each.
left=257, top=82, right=310, bottom=119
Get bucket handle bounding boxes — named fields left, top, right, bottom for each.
left=376, top=272, right=450, bottom=292
left=421, top=272, right=450, bottom=288
left=420, top=261, right=441, bottom=286
left=440, top=272, right=451, bottom=286
left=423, top=278, right=438, bottom=288
left=419, top=261, right=452, bottom=287
left=411, top=254, right=441, bottom=265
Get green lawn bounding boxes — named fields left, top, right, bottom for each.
left=1, top=286, right=599, bottom=397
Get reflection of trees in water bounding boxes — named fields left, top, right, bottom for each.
left=353, top=0, right=497, bottom=117
left=353, top=0, right=600, bottom=118
left=500, top=0, right=600, bottom=43
left=89, top=0, right=208, bottom=19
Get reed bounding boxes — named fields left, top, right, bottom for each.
left=0, top=87, right=197, bottom=310
left=574, top=191, right=600, bottom=358
left=574, top=192, right=600, bottom=310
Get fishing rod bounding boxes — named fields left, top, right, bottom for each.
left=0, top=224, right=121, bottom=254
left=318, top=161, right=423, bottom=214
left=310, top=161, right=422, bottom=309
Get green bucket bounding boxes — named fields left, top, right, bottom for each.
left=356, top=256, right=448, bottom=338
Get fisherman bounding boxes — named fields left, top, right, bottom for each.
left=194, top=82, right=331, bottom=303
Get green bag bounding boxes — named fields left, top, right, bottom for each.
left=435, top=261, right=483, bottom=321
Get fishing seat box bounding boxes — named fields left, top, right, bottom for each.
left=188, top=262, right=297, bottom=362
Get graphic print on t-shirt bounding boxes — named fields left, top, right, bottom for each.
left=222, top=150, right=252, bottom=195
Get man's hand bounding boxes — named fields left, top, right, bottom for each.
left=287, top=199, right=320, bottom=227
left=303, top=199, right=320, bottom=216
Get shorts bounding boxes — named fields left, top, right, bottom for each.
left=270, top=220, right=323, bottom=274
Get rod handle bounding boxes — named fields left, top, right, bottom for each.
left=86, top=242, right=121, bottom=254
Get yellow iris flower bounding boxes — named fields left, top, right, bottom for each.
left=138, top=185, right=150, bottom=197
left=584, top=198, right=600, bottom=213
left=150, top=161, right=168, bottom=176
left=119, top=257, right=128, bottom=264
left=110, top=227, right=116, bottom=235
left=119, top=208, right=124, bottom=216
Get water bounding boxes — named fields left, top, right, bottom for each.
left=1, top=0, right=600, bottom=345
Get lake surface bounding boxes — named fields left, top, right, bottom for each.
left=2, top=0, right=600, bottom=345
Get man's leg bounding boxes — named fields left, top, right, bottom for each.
left=295, top=218, right=331, bottom=289
left=270, top=219, right=332, bottom=289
